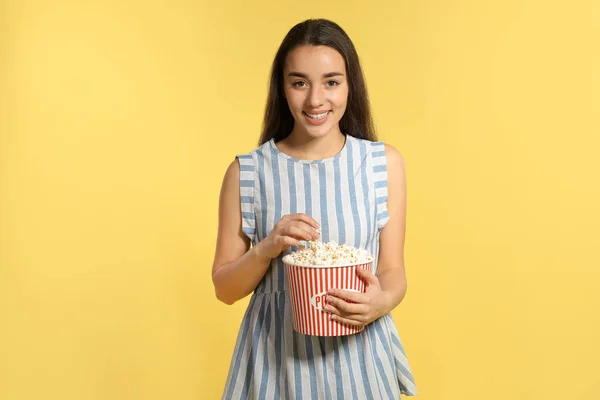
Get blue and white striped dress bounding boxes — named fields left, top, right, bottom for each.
left=223, top=134, right=418, bottom=399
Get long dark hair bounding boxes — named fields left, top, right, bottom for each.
left=258, top=19, right=377, bottom=145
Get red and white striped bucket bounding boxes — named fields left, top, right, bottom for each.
left=284, top=260, right=373, bottom=336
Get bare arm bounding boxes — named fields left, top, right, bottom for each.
left=211, top=159, right=320, bottom=305
left=211, top=160, right=272, bottom=305
left=376, top=144, right=409, bottom=311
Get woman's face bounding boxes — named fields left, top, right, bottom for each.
left=283, top=45, right=349, bottom=139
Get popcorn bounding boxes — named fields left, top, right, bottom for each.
left=283, top=240, right=373, bottom=266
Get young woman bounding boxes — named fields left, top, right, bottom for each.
left=212, top=18, right=418, bottom=399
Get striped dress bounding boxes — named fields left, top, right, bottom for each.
left=223, top=134, right=418, bottom=399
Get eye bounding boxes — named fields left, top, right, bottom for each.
left=326, top=80, right=340, bottom=87
left=292, top=81, right=307, bottom=87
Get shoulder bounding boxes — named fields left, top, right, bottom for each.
left=226, top=157, right=241, bottom=175
left=222, top=158, right=241, bottom=191
left=363, top=139, right=405, bottom=169
left=380, top=143, right=406, bottom=189
left=223, top=147, right=262, bottom=186
left=229, top=143, right=264, bottom=173
left=383, top=143, right=405, bottom=170
left=358, top=138, right=405, bottom=173
left=237, top=141, right=271, bottom=162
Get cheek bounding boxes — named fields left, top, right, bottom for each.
left=284, top=91, right=304, bottom=110
left=330, top=89, right=349, bottom=110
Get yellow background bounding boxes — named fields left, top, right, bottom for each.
left=1, top=0, right=599, bottom=399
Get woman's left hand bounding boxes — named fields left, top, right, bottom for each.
left=324, top=267, right=391, bottom=329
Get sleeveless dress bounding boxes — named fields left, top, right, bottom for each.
left=223, top=134, right=418, bottom=399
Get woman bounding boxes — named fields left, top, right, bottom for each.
left=212, top=18, right=418, bottom=399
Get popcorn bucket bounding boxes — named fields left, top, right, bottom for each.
left=284, top=259, right=373, bottom=336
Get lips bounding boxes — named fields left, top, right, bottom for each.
left=303, top=111, right=330, bottom=119
left=303, top=110, right=330, bottom=126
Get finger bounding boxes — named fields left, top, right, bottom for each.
left=323, top=305, right=365, bottom=320
left=356, top=266, right=380, bottom=286
left=327, top=289, right=369, bottom=304
left=323, top=304, right=341, bottom=316
left=326, top=295, right=368, bottom=314
left=289, top=221, right=320, bottom=240
left=329, top=314, right=364, bottom=328
left=283, top=225, right=317, bottom=241
left=287, top=213, right=320, bottom=230
left=276, top=235, right=301, bottom=249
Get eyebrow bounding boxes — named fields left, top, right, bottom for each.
left=287, top=71, right=345, bottom=78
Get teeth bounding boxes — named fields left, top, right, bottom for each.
left=306, top=112, right=328, bottom=119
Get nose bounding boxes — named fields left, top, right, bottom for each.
left=307, top=85, right=325, bottom=108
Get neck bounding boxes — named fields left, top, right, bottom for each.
left=279, top=129, right=346, bottom=160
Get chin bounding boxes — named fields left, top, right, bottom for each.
left=299, top=119, right=338, bottom=138
left=304, top=126, right=332, bottom=138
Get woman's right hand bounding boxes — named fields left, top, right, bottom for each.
left=255, top=213, right=320, bottom=261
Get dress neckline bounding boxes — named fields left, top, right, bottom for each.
left=269, top=134, right=350, bottom=164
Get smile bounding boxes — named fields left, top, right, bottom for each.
left=303, top=111, right=330, bottom=120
